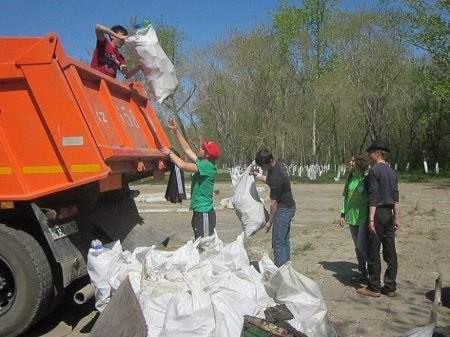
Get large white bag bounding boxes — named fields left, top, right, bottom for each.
left=404, top=322, right=436, bottom=337
left=265, top=262, right=336, bottom=337
left=125, top=25, right=178, bottom=103
left=87, top=240, right=123, bottom=312
left=159, top=275, right=215, bottom=337
left=231, top=163, right=268, bottom=236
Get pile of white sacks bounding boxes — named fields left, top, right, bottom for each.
left=87, top=232, right=336, bottom=337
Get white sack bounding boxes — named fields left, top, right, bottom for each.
left=265, top=262, right=336, bottom=337
left=143, top=240, right=200, bottom=281
left=208, top=267, right=275, bottom=307
left=108, top=250, right=143, bottom=294
left=258, top=252, right=279, bottom=281
left=231, top=162, right=268, bottom=237
left=404, top=322, right=436, bottom=337
left=88, top=233, right=335, bottom=337
left=199, top=232, right=249, bottom=273
left=211, top=288, right=265, bottom=337
left=159, top=275, right=215, bottom=337
left=87, top=240, right=123, bottom=312
left=125, top=25, right=178, bottom=103
left=235, top=266, right=275, bottom=306
left=139, top=278, right=187, bottom=337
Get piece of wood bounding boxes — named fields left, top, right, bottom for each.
left=91, top=276, right=147, bottom=337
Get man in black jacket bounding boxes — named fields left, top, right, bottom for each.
left=357, top=139, right=400, bottom=298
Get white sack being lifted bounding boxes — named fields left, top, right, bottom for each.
left=231, top=162, right=268, bottom=237
left=87, top=232, right=337, bottom=337
left=125, top=25, right=178, bottom=103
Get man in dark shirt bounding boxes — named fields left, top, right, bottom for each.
left=357, top=139, right=400, bottom=298
left=253, top=148, right=296, bottom=267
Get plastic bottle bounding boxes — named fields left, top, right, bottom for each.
left=91, top=239, right=104, bottom=250
left=141, top=19, right=150, bottom=28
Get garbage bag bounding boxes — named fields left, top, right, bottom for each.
left=404, top=322, right=436, bottom=337
left=231, top=162, right=268, bottom=237
left=87, top=240, right=123, bottom=312
left=159, top=274, right=215, bottom=337
left=125, top=25, right=178, bottom=103
left=265, top=262, right=337, bottom=337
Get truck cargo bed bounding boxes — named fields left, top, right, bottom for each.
left=0, top=33, right=170, bottom=201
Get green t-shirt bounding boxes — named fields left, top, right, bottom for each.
left=190, top=159, right=217, bottom=212
left=341, top=172, right=369, bottom=226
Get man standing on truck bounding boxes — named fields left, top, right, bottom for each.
left=160, top=118, right=221, bottom=239
left=91, top=24, right=141, bottom=79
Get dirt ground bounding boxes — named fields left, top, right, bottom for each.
left=23, top=182, right=450, bottom=337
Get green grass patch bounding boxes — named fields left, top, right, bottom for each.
left=293, top=242, right=314, bottom=256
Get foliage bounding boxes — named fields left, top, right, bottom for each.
left=124, top=0, right=450, bottom=171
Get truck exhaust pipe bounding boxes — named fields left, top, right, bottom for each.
left=74, top=283, right=95, bottom=305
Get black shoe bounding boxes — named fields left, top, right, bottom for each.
left=381, top=287, right=397, bottom=297
left=351, top=273, right=368, bottom=282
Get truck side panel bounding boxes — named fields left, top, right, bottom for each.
left=0, top=34, right=171, bottom=201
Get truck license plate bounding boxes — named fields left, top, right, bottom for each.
left=49, top=221, right=79, bottom=240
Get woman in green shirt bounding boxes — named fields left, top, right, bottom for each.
left=160, top=118, right=221, bottom=239
left=338, top=154, right=369, bottom=282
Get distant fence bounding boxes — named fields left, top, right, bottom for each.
left=223, top=160, right=441, bottom=181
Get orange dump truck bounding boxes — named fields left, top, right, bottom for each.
left=0, top=33, right=172, bottom=337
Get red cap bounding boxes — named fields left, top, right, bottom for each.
left=202, top=140, right=221, bottom=161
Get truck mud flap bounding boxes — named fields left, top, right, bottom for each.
left=32, top=203, right=86, bottom=287
left=32, top=193, right=169, bottom=288
left=88, top=192, right=170, bottom=251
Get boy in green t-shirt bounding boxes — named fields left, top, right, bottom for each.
left=160, top=118, right=221, bottom=239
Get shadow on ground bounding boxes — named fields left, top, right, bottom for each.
left=21, top=276, right=98, bottom=336
left=318, top=260, right=366, bottom=287
left=426, top=287, right=450, bottom=309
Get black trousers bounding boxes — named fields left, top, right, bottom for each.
left=191, top=209, right=216, bottom=239
left=367, top=207, right=398, bottom=292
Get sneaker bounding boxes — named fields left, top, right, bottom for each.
left=381, top=288, right=397, bottom=297
left=351, top=273, right=368, bottom=282
left=357, top=287, right=381, bottom=297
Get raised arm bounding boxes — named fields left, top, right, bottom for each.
left=168, top=118, right=197, bottom=162
left=160, top=147, right=198, bottom=172
left=95, top=24, right=127, bottom=42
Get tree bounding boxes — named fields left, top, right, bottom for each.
left=394, top=0, right=450, bottom=165
left=397, top=0, right=449, bottom=100
left=273, top=0, right=339, bottom=162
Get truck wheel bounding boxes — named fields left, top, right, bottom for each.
left=0, top=224, right=53, bottom=337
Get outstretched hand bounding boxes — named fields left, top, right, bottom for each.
left=168, top=117, right=177, bottom=132
left=160, top=147, right=172, bottom=156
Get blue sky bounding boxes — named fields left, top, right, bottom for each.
left=2, top=0, right=375, bottom=62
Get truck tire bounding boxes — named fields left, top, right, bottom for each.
left=0, top=224, right=53, bottom=337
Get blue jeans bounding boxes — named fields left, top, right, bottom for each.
left=272, top=207, right=296, bottom=267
